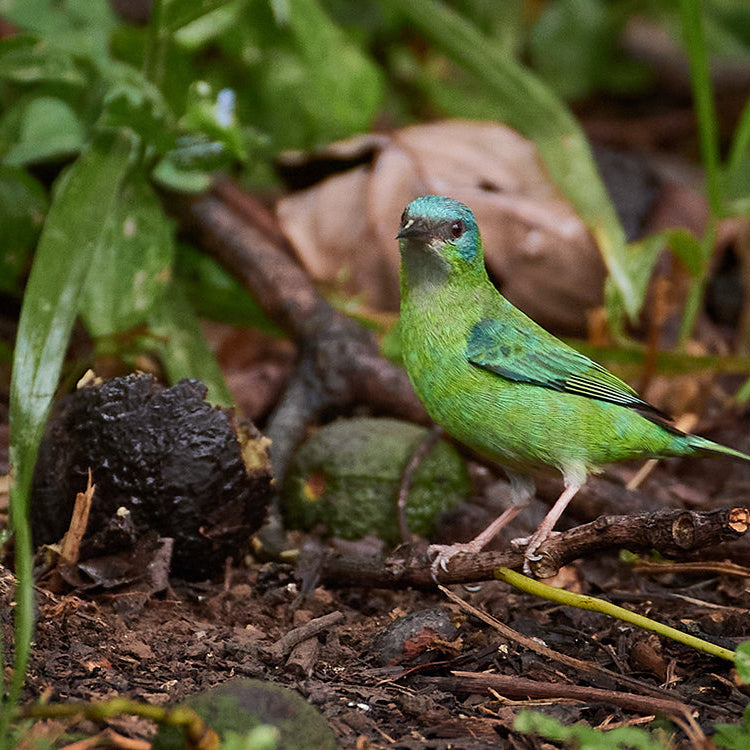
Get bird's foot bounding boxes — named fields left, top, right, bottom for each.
left=511, top=531, right=561, bottom=575
left=427, top=541, right=484, bottom=581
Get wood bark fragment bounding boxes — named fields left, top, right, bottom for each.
left=286, top=637, right=320, bottom=679
left=262, top=610, right=344, bottom=663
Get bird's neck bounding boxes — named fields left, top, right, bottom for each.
left=400, top=245, right=494, bottom=352
left=399, top=241, right=489, bottom=301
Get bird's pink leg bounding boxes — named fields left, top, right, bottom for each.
left=428, top=471, right=534, bottom=578
left=516, top=480, right=582, bottom=574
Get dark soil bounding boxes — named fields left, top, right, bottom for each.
left=13, top=447, right=750, bottom=749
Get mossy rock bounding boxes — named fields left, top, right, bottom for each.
left=283, top=417, right=471, bottom=544
left=151, top=678, right=336, bottom=750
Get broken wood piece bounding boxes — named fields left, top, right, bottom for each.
left=286, top=637, right=320, bottom=679
left=262, top=610, right=344, bottom=663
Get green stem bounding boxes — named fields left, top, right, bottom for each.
left=676, top=0, right=724, bottom=343
left=0, top=454, right=37, bottom=750
left=679, top=0, right=722, bottom=215
left=142, top=0, right=168, bottom=87
left=677, top=218, right=717, bottom=345
left=19, top=698, right=219, bottom=750
left=494, top=567, right=735, bottom=662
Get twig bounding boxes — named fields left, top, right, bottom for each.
left=58, top=470, right=95, bottom=567
left=261, top=610, right=344, bottom=663
left=438, top=585, right=676, bottom=700
left=417, top=672, right=704, bottom=743
left=631, top=559, right=750, bottom=578
left=396, top=426, right=443, bottom=543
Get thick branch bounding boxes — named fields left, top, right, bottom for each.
left=320, top=507, right=749, bottom=588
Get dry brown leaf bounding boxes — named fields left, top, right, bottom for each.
left=277, top=120, right=606, bottom=333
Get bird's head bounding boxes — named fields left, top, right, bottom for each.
left=397, top=196, right=483, bottom=280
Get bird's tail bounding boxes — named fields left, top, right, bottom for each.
left=688, top=434, right=750, bottom=462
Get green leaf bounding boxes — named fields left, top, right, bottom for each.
left=79, top=171, right=175, bottom=337
left=0, top=35, right=87, bottom=86
left=515, top=710, right=667, bottom=749
left=3, top=96, right=85, bottom=167
left=10, top=132, right=134, bottom=466
left=282, top=0, right=383, bottom=141
left=162, top=0, right=243, bottom=33
left=294, top=0, right=383, bottom=139
left=175, top=242, right=282, bottom=335
left=152, top=155, right=214, bottom=193
left=148, top=282, right=235, bottom=408
left=0, top=166, right=48, bottom=294
left=97, top=63, right=176, bottom=153
left=602, top=230, right=699, bottom=328
left=735, top=641, right=750, bottom=684
left=6, top=130, right=134, bottom=735
left=238, top=0, right=384, bottom=149
left=173, top=1, right=243, bottom=49
left=1, top=0, right=116, bottom=67
left=679, top=0, right=722, bottom=216
left=530, top=0, right=608, bottom=100
left=665, top=228, right=706, bottom=276
left=713, top=704, right=750, bottom=749
left=723, top=97, right=750, bottom=213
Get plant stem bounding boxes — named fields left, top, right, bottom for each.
left=678, top=217, right=717, bottom=345
left=19, top=699, right=219, bottom=750
left=679, top=0, right=721, bottom=215
left=677, top=0, right=723, bottom=342
left=495, top=567, right=735, bottom=662
left=143, top=0, right=168, bottom=87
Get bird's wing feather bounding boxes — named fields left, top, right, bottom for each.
left=467, top=318, right=670, bottom=419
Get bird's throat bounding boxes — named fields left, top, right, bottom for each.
left=399, top=240, right=451, bottom=295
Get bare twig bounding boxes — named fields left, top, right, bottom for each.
left=418, top=672, right=704, bottom=744
left=438, top=585, right=676, bottom=700
left=396, top=425, right=443, bottom=543
left=261, top=611, right=344, bottom=663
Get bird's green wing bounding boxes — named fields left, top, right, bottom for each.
left=467, top=318, right=669, bottom=418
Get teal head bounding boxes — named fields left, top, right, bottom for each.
left=397, top=196, right=484, bottom=282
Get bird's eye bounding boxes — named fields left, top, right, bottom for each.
left=400, top=208, right=408, bottom=225
left=450, top=220, right=464, bottom=238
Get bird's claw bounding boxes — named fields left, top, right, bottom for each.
left=512, top=531, right=560, bottom=575
left=520, top=544, right=544, bottom=575
left=427, top=543, right=477, bottom=582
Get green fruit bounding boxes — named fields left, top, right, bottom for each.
left=151, top=679, right=336, bottom=750
left=283, top=417, right=471, bottom=543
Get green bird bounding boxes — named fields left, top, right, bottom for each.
left=397, top=195, right=750, bottom=575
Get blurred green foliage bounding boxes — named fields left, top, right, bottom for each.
left=2, top=0, right=749, bottom=366
left=515, top=709, right=669, bottom=749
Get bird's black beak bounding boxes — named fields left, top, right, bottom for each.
left=396, top=217, right=431, bottom=241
